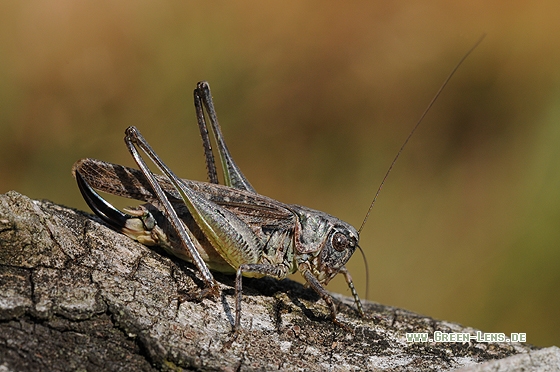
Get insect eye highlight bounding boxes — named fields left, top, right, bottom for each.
left=332, top=232, right=349, bottom=252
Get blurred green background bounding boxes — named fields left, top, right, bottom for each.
left=1, top=2, right=559, bottom=347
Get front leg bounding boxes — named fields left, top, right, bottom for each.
left=303, top=270, right=352, bottom=331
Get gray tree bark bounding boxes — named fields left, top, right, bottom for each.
left=0, top=191, right=556, bottom=371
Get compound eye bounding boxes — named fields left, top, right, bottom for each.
left=332, top=232, right=349, bottom=252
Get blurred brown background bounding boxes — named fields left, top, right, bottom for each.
left=1, top=2, right=559, bottom=347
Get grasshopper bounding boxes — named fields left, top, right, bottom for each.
left=72, top=37, right=483, bottom=331
left=73, top=82, right=363, bottom=331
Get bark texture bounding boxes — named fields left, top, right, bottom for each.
left=0, top=191, right=554, bottom=371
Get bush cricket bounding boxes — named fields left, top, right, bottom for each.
left=72, top=37, right=484, bottom=331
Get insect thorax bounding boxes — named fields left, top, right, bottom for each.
left=291, top=207, right=359, bottom=284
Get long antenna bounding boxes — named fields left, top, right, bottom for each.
left=358, top=35, right=485, bottom=234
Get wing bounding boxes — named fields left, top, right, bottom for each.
left=72, top=158, right=296, bottom=234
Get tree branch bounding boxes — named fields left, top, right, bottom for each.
left=0, top=191, right=556, bottom=371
